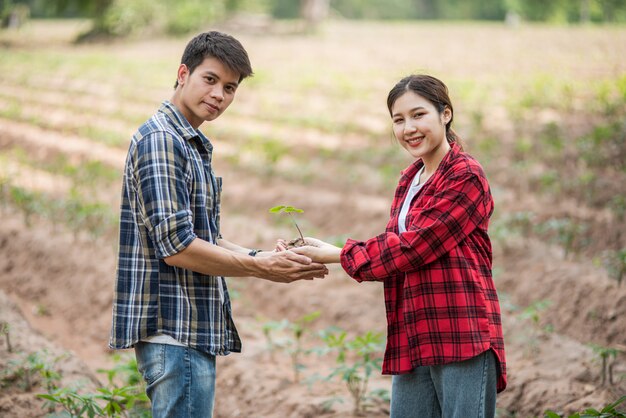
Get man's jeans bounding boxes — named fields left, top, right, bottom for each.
left=390, top=349, right=497, bottom=418
left=135, top=342, right=216, bottom=418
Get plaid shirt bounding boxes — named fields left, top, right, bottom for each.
left=340, top=144, right=507, bottom=392
left=109, top=101, right=241, bottom=355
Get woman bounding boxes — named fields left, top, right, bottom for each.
left=289, top=75, right=507, bottom=417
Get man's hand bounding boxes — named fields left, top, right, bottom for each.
left=255, top=250, right=328, bottom=283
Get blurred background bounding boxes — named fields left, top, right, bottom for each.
left=0, top=1, right=625, bottom=417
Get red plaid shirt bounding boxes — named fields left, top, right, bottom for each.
left=340, top=144, right=507, bottom=392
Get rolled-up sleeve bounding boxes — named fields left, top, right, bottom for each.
left=132, top=132, right=197, bottom=259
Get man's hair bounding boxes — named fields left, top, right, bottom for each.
left=174, top=31, right=253, bottom=88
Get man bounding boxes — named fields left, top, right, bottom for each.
left=109, top=31, right=327, bottom=417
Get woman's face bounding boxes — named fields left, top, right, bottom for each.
left=391, top=91, right=451, bottom=161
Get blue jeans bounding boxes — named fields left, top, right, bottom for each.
left=134, top=342, right=216, bottom=418
left=390, top=350, right=497, bottom=418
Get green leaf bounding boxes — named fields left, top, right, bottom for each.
left=268, top=205, right=304, bottom=214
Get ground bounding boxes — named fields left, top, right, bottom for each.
left=0, top=18, right=625, bottom=417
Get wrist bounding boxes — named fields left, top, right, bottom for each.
left=324, top=247, right=342, bottom=263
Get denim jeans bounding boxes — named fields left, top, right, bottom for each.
left=135, top=342, right=216, bottom=418
left=390, top=349, right=497, bottom=418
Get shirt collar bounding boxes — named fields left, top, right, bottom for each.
left=158, top=100, right=214, bottom=152
left=400, top=141, right=460, bottom=178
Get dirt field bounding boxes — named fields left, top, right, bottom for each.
left=0, top=19, right=625, bottom=417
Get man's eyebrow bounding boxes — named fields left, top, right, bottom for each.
left=202, top=70, right=239, bottom=87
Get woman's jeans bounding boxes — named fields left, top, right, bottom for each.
left=135, top=342, right=216, bottom=418
left=390, top=350, right=497, bottom=418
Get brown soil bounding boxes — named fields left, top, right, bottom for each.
left=1, top=20, right=625, bottom=418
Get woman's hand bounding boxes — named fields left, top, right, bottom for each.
left=290, top=237, right=342, bottom=264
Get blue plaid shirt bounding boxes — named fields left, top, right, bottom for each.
left=109, top=101, right=241, bottom=355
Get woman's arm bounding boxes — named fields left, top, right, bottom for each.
left=341, top=171, right=491, bottom=282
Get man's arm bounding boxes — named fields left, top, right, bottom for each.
left=165, top=238, right=328, bottom=283
left=217, top=238, right=257, bottom=255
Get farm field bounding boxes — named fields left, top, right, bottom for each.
left=0, top=18, right=625, bottom=417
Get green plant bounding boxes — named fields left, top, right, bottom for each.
left=65, top=189, right=116, bottom=240
left=534, top=218, right=588, bottom=258
left=318, top=328, right=386, bottom=415
left=520, top=299, right=552, bottom=329
left=97, top=353, right=144, bottom=387
left=39, top=353, right=149, bottom=417
left=545, top=395, right=626, bottom=417
left=9, top=185, right=40, bottom=227
left=269, top=205, right=305, bottom=244
left=602, top=249, right=626, bottom=287
left=2, top=350, right=62, bottom=392
left=262, top=311, right=320, bottom=383
left=0, top=321, right=11, bottom=353
left=39, top=387, right=104, bottom=418
left=589, top=344, right=622, bottom=386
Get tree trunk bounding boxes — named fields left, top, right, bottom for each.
left=580, top=0, right=590, bottom=23
left=300, top=0, right=329, bottom=33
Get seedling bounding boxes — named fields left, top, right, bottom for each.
left=0, top=321, right=11, bottom=353
left=318, top=328, right=386, bottom=415
left=269, top=205, right=305, bottom=246
left=589, top=344, right=622, bottom=386
left=602, top=249, right=626, bottom=287
left=2, top=350, right=61, bottom=392
left=39, top=387, right=103, bottom=417
left=261, top=311, right=320, bottom=383
left=545, top=395, right=626, bottom=417
left=39, top=353, right=149, bottom=417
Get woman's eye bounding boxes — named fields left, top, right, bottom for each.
left=205, top=77, right=215, bottom=83
left=393, top=118, right=403, bottom=124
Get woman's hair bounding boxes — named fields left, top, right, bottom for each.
left=386, top=74, right=463, bottom=150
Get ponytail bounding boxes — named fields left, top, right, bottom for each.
left=447, top=128, right=464, bottom=152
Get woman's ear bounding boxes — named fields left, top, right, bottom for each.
left=442, top=107, right=452, bottom=124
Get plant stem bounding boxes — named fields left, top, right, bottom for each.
left=288, top=213, right=305, bottom=242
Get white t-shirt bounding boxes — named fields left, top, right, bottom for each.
left=398, top=166, right=425, bottom=234
left=141, top=334, right=186, bottom=347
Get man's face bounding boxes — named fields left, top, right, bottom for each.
left=173, top=57, right=240, bottom=129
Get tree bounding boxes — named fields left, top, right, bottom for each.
left=300, top=0, right=329, bottom=31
